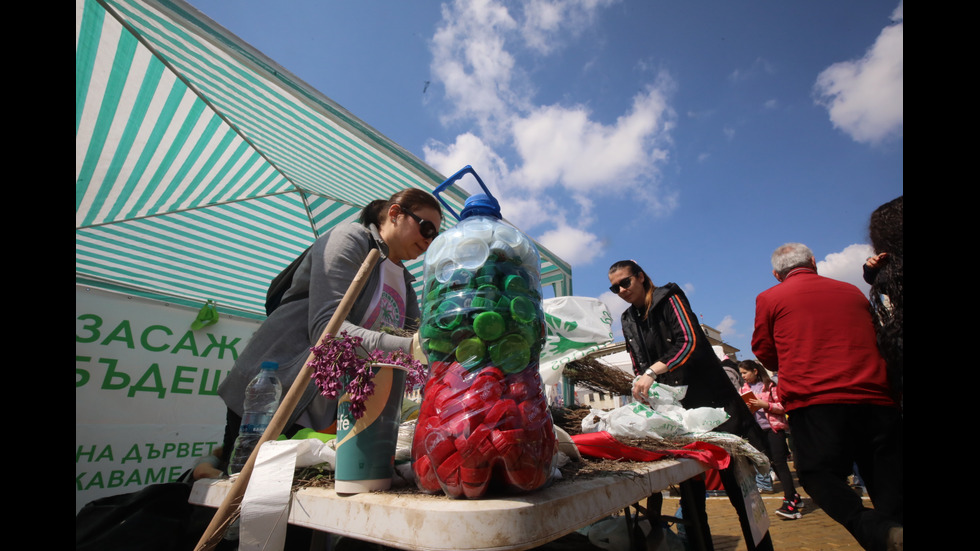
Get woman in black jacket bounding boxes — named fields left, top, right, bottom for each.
left=608, top=259, right=773, bottom=550
left=610, top=260, right=747, bottom=418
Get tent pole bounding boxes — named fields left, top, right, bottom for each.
left=194, top=249, right=381, bottom=551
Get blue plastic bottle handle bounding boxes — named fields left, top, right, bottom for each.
left=433, top=165, right=500, bottom=221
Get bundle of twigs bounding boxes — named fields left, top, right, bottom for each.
left=562, top=355, right=633, bottom=397
left=550, top=406, right=593, bottom=435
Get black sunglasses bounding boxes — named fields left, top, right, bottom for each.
left=609, top=276, right=634, bottom=294
left=399, top=205, right=439, bottom=240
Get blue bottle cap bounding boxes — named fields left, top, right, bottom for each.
left=460, top=193, right=501, bottom=220
left=261, top=361, right=279, bottom=371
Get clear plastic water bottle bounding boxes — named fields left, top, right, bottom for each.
left=228, top=361, right=282, bottom=474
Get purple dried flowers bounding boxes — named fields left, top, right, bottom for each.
left=308, top=331, right=425, bottom=420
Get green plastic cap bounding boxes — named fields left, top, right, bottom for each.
left=456, top=337, right=486, bottom=369
left=473, top=311, right=505, bottom=341
left=489, top=334, right=531, bottom=373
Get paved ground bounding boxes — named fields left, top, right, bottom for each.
left=687, top=461, right=863, bottom=551
left=532, top=494, right=863, bottom=551
left=533, top=461, right=866, bottom=551
left=674, top=493, right=863, bottom=550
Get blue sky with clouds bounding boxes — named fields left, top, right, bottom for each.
left=190, top=0, right=903, bottom=359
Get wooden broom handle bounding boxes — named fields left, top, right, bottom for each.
left=195, top=248, right=381, bottom=551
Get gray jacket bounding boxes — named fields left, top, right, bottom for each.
left=217, top=222, right=419, bottom=426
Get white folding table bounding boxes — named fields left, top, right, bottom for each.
left=190, top=457, right=707, bottom=551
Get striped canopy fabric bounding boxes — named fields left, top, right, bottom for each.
left=76, top=0, right=572, bottom=318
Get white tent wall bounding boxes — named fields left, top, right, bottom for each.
left=75, top=286, right=262, bottom=513
left=76, top=0, right=572, bottom=511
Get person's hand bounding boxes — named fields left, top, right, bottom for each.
left=865, top=252, right=889, bottom=270
left=748, top=398, right=769, bottom=411
left=632, top=373, right=655, bottom=402
left=411, top=332, right=428, bottom=364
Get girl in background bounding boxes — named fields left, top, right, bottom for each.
left=739, top=359, right=804, bottom=520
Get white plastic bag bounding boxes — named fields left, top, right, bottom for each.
left=583, top=516, right=633, bottom=551
left=580, top=382, right=728, bottom=438
left=683, top=407, right=730, bottom=435
left=539, top=297, right=615, bottom=385
left=641, top=381, right=688, bottom=405
left=581, top=407, right=611, bottom=433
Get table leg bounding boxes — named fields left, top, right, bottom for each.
left=310, top=530, right=332, bottom=551
left=679, top=479, right=713, bottom=551
left=623, top=504, right=640, bottom=551
left=643, top=493, right=665, bottom=550
left=629, top=488, right=712, bottom=551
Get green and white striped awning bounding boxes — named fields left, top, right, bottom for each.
left=76, top=0, right=572, bottom=318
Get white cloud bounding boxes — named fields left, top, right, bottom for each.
left=424, top=132, right=511, bottom=196
left=535, top=223, right=606, bottom=265
left=814, top=2, right=903, bottom=145
left=816, top=243, right=874, bottom=294
left=425, top=0, right=676, bottom=267
left=512, top=84, right=673, bottom=193
left=429, top=0, right=522, bottom=139
left=520, top=0, right=618, bottom=54
left=716, top=315, right=737, bottom=338
left=424, top=132, right=563, bottom=232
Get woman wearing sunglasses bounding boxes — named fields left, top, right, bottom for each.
left=218, top=188, right=442, bottom=465
left=608, top=260, right=747, bottom=411
left=608, top=259, right=770, bottom=547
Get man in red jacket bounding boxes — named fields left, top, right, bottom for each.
left=752, top=243, right=902, bottom=551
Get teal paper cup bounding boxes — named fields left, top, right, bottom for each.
left=334, top=364, right=407, bottom=494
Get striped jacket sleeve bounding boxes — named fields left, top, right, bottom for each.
left=658, top=294, right=699, bottom=373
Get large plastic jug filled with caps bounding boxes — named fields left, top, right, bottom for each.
left=412, top=166, right=558, bottom=498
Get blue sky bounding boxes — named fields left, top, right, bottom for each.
left=189, top=0, right=903, bottom=359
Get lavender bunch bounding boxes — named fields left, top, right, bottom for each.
left=343, top=357, right=376, bottom=420
left=308, top=331, right=425, bottom=420
left=308, top=331, right=362, bottom=401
